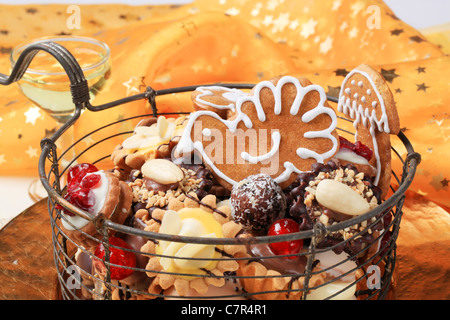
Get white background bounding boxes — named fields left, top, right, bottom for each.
left=1, top=0, right=449, bottom=228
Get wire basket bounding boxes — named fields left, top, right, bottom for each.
left=2, top=42, right=420, bottom=300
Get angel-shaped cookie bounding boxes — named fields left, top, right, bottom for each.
left=176, top=76, right=340, bottom=190
left=192, top=86, right=247, bottom=119
left=337, top=64, right=400, bottom=199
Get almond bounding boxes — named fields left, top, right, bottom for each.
left=315, top=179, right=370, bottom=216
left=141, top=159, right=184, bottom=185
left=157, top=116, right=168, bottom=139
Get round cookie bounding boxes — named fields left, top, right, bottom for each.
left=59, top=170, right=133, bottom=250
left=230, top=173, right=286, bottom=234
left=139, top=193, right=245, bottom=298
left=284, top=160, right=385, bottom=261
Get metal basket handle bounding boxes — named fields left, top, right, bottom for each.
left=1, top=40, right=158, bottom=135
left=0, top=41, right=90, bottom=140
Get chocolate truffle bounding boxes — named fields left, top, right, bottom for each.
left=230, top=174, right=286, bottom=234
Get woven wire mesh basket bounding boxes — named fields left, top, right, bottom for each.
left=2, top=41, right=420, bottom=300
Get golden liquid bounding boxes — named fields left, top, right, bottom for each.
left=17, top=43, right=110, bottom=123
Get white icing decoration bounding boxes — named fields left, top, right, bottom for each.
left=274, top=162, right=304, bottom=185
left=337, top=68, right=391, bottom=185
left=222, top=91, right=246, bottom=103
left=241, top=131, right=281, bottom=164
left=357, top=81, right=363, bottom=87
left=361, top=96, right=366, bottom=103
left=195, top=86, right=247, bottom=111
left=366, top=89, right=371, bottom=95
left=177, top=76, right=338, bottom=187
left=345, top=88, right=351, bottom=94
left=372, top=101, right=377, bottom=108
left=335, top=148, right=371, bottom=165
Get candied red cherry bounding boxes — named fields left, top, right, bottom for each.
left=93, top=237, right=136, bottom=280
left=339, top=136, right=373, bottom=161
left=338, top=136, right=355, bottom=151
left=55, top=193, right=76, bottom=217
left=70, top=187, right=95, bottom=211
left=354, top=141, right=373, bottom=161
left=268, top=218, right=303, bottom=259
left=80, top=173, right=101, bottom=189
left=67, top=163, right=98, bottom=185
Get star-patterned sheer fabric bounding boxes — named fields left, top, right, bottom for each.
left=0, top=0, right=448, bottom=211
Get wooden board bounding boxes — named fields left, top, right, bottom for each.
left=0, top=199, right=57, bottom=300
left=1, top=193, right=447, bottom=300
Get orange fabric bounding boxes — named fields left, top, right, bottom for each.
left=0, top=0, right=448, bottom=212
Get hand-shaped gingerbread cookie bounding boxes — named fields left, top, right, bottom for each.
left=176, top=76, right=339, bottom=189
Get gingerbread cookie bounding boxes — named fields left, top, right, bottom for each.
left=111, top=116, right=186, bottom=171
left=59, top=164, right=133, bottom=249
left=192, top=86, right=247, bottom=119
left=176, top=76, right=340, bottom=190
left=337, top=64, right=400, bottom=199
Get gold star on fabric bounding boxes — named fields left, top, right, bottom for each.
left=250, top=3, right=262, bottom=17
left=225, top=7, right=240, bottom=16
left=300, top=18, right=317, bottom=39
left=410, top=35, right=425, bottom=43
left=431, top=173, right=449, bottom=191
left=340, top=21, right=348, bottom=32
left=332, top=0, right=342, bottom=11
left=24, top=106, right=42, bottom=125
left=350, top=1, right=365, bottom=17
left=123, top=76, right=142, bottom=96
left=416, top=83, right=429, bottom=92
left=25, top=145, right=38, bottom=158
left=380, top=68, right=400, bottom=83
left=262, top=15, right=274, bottom=27
left=267, top=0, right=283, bottom=11
left=289, top=19, right=299, bottom=30
left=416, top=66, right=426, bottom=73
left=334, top=68, right=349, bottom=77
left=326, top=85, right=341, bottom=97
left=82, top=134, right=96, bottom=147
left=319, top=36, right=333, bottom=54
left=390, top=28, right=404, bottom=36
left=348, top=27, right=358, bottom=39
left=442, top=178, right=450, bottom=188
left=271, top=12, right=290, bottom=33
